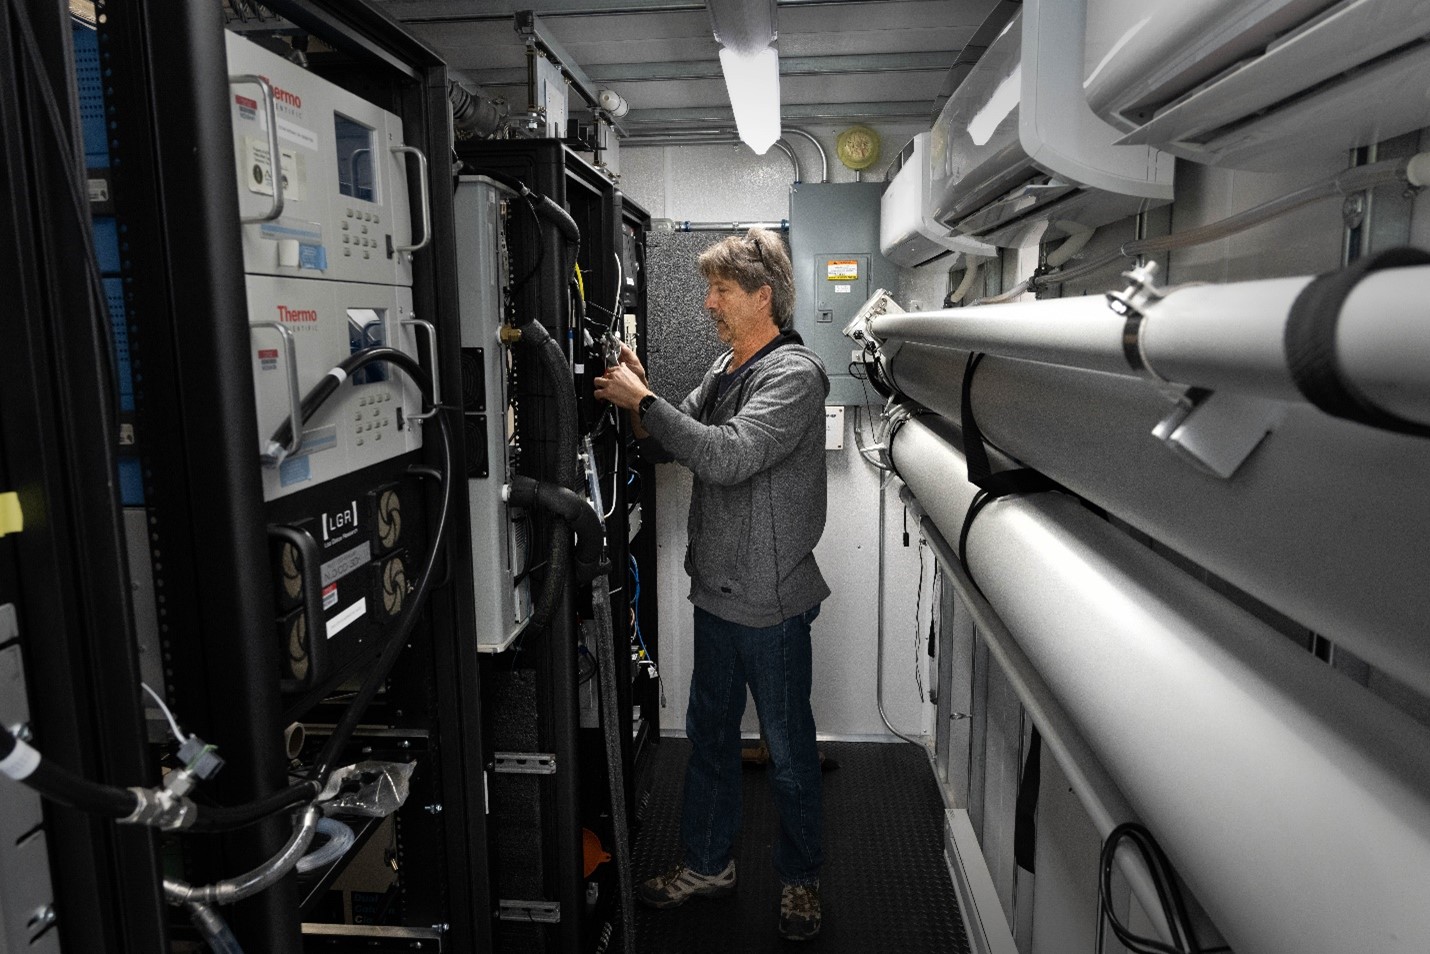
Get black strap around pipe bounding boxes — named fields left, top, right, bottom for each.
left=1284, top=246, right=1430, bottom=438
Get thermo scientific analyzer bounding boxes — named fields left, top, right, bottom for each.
left=226, top=30, right=432, bottom=503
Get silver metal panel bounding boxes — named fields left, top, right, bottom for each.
left=123, top=509, right=165, bottom=701
left=1028, top=755, right=1104, bottom=954
left=946, top=809, right=1020, bottom=954
left=0, top=644, right=43, bottom=852
left=789, top=182, right=900, bottom=404
left=1, top=830, right=56, bottom=954
left=979, top=656, right=1024, bottom=929
left=453, top=177, right=532, bottom=653
left=890, top=416, right=1430, bottom=954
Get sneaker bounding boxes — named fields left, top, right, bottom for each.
left=635, top=860, right=737, bottom=909
left=779, top=881, right=821, bottom=940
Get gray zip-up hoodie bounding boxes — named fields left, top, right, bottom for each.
left=641, top=333, right=830, bottom=627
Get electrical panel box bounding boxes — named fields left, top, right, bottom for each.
left=790, top=183, right=900, bottom=405
left=454, top=176, right=533, bottom=652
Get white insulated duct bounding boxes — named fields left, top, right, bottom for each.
left=869, top=263, right=1430, bottom=425
left=888, top=413, right=1430, bottom=954
left=862, top=272, right=1430, bottom=698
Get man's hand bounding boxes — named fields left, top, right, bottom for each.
left=593, top=363, right=652, bottom=412
left=615, top=343, right=649, bottom=386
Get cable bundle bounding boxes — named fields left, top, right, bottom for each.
left=1097, top=822, right=1229, bottom=954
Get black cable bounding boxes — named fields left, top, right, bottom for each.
left=11, top=8, right=121, bottom=426
left=267, top=346, right=428, bottom=452
left=1, top=731, right=136, bottom=818
left=1096, top=822, right=1225, bottom=954
left=312, top=411, right=454, bottom=784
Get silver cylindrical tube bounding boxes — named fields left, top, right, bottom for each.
left=869, top=265, right=1430, bottom=426
left=889, top=415, right=1430, bottom=954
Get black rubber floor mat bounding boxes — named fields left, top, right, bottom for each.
left=632, top=739, right=971, bottom=954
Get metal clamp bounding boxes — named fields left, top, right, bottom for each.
left=400, top=318, right=440, bottom=423
left=391, top=146, right=431, bottom=255
left=1105, top=261, right=1168, bottom=383
left=498, top=900, right=561, bottom=923
left=250, top=321, right=303, bottom=463
left=492, top=752, right=556, bottom=775
left=229, top=75, right=285, bottom=224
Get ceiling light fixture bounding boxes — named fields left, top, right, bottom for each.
left=706, top=0, right=781, bottom=155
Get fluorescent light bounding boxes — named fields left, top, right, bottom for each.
left=718, top=46, right=781, bottom=155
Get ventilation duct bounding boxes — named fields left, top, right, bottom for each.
left=1084, top=0, right=1430, bottom=169
left=928, top=0, right=1173, bottom=249
left=880, top=133, right=995, bottom=267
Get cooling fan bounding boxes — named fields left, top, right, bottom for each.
left=376, top=488, right=402, bottom=551
left=380, top=554, right=408, bottom=616
left=284, top=612, right=310, bottom=682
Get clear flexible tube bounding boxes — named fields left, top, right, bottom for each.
left=296, top=817, right=356, bottom=874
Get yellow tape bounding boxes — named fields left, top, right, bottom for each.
left=0, top=492, right=22, bottom=537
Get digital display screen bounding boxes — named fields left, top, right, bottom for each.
left=347, top=308, right=388, bottom=383
left=335, top=113, right=375, bottom=201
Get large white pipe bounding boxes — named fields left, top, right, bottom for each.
left=889, top=414, right=1430, bottom=954
left=870, top=264, right=1430, bottom=425
left=899, top=485, right=1185, bottom=948
left=874, top=346, right=1430, bottom=698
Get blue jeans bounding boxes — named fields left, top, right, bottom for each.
left=680, top=604, right=823, bottom=885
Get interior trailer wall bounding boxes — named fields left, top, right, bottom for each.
left=620, top=123, right=937, bottom=740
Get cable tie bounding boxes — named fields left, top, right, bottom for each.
left=0, top=735, right=40, bottom=780
left=325, top=367, right=348, bottom=385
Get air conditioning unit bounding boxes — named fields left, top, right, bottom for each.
left=881, top=133, right=996, bottom=267
left=928, top=0, right=1175, bottom=249
left=1084, top=0, right=1430, bottom=170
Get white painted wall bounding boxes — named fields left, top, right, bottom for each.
left=621, top=123, right=936, bottom=740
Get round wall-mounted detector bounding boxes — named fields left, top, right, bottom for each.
left=836, top=125, right=881, bottom=171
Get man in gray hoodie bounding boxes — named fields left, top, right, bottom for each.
left=594, top=228, right=829, bottom=940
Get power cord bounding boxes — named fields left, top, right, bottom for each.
left=1096, top=822, right=1230, bottom=954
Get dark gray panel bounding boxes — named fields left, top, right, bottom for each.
left=645, top=230, right=734, bottom=405
left=789, top=183, right=901, bottom=404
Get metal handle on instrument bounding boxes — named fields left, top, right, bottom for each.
left=391, top=146, right=431, bottom=254
left=401, top=318, right=440, bottom=422
left=251, top=321, right=304, bottom=462
left=230, top=74, right=285, bottom=224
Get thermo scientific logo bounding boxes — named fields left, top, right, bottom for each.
left=277, top=305, right=319, bottom=323
left=259, top=75, right=303, bottom=110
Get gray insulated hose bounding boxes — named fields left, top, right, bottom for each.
left=514, top=318, right=581, bottom=629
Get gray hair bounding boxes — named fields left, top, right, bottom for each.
left=697, top=228, right=795, bottom=329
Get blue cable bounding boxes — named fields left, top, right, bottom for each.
left=628, top=554, right=651, bottom=659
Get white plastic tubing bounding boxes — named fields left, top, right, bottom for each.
left=888, top=414, right=1430, bottom=954
left=869, top=264, right=1430, bottom=426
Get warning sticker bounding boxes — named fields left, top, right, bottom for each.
left=322, top=582, right=339, bottom=611
left=326, top=598, right=367, bottom=639
left=244, top=137, right=308, bottom=201
left=826, top=260, right=859, bottom=281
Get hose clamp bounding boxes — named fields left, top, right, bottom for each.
left=1105, top=261, right=1169, bottom=384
